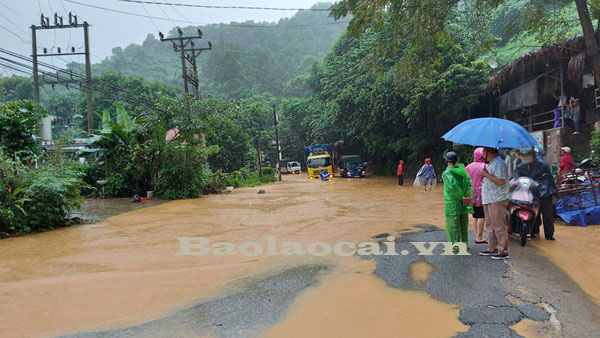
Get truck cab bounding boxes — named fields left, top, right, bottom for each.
left=307, top=154, right=333, bottom=179
left=287, top=161, right=301, bottom=174
left=342, top=161, right=365, bottom=178
left=339, top=155, right=363, bottom=178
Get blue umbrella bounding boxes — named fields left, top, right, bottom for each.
left=441, top=117, right=538, bottom=149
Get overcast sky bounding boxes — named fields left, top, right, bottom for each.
left=0, top=0, right=324, bottom=76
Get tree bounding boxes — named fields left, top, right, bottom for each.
left=0, top=76, right=33, bottom=103
left=574, top=0, right=600, bottom=87
left=330, top=0, right=499, bottom=80
left=0, top=101, right=46, bottom=160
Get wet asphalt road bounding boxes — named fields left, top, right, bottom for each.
left=61, top=226, right=600, bottom=338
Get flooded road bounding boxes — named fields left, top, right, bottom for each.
left=1, top=175, right=599, bottom=337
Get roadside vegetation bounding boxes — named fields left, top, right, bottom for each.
left=2, top=0, right=599, bottom=234
left=0, top=97, right=277, bottom=235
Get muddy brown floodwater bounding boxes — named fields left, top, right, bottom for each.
left=0, top=175, right=598, bottom=337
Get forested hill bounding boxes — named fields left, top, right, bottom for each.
left=88, top=2, right=346, bottom=98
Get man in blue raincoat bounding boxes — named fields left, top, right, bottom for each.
left=442, top=152, right=474, bottom=249
left=320, top=168, right=331, bottom=181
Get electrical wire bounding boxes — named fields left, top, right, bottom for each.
left=0, top=53, right=157, bottom=110
left=0, top=2, right=105, bottom=65
left=0, top=12, right=31, bottom=38
left=113, top=0, right=330, bottom=11
left=152, top=0, right=179, bottom=29
left=140, top=2, right=162, bottom=32
left=163, top=0, right=190, bottom=23
left=0, top=25, right=30, bottom=44
left=64, top=0, right=350, bottom=28
left=57, top=0, right=74, bottom=64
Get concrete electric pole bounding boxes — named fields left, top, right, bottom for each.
left=159, top=28, right=211, bottom=98
left=31, top=13, right=94, bottom=139
left=272, top=104, right=282, bottom=181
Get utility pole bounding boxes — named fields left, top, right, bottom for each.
left=159, top=28, right=211, bottom=98
left=272, top=104, right=282, bottom=181
left=255, top=135, right=262, bottom=176
left=31, top=12, right=94, bottom=138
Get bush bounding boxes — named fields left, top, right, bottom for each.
left=0, top=153, right=28, bottom=233
left=222, top=166, right=276, bottom=188
left=0, top=152, right=86, bottom=234
left=20, top=165, right=85, bottom=232
left=155, top=145, right=211, bottom=199
left=261, top=166, right=276, bottom=176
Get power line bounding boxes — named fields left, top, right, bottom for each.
left=0, top=54, right=158, bottom=112
left=151, top=0, right=179, bottom=28
left=0, top=2, right=105, bottom=64
left=64, top=0, right=349, bottom=28
left=114, top=0, right=330, bottom=11
left=0, top=49, right=158, bottom=117
left=163, top=0, right=190, bottom=23
left=140, top=2, right=162, bottom=32
left=0, top=12, right=30, bottom=37
left=0, top=25, right=30, bottom=44
left=0, top=61, right=32, bottom=76
left=0, top=2, right=34, bottom=23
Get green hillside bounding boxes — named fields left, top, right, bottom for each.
left=87, top=2, right=346, bottom=98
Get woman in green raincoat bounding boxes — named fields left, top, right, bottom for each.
left=442, top=152, right=474, bottom=249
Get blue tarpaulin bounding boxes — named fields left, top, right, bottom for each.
left=556, top=191, right=600, bottom=226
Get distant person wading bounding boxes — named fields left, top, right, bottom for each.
left=414, top=158, right=436, bottom=192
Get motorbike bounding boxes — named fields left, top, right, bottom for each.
left=507, top=177, right=539, bottom=246
left=556, top=158, right=600, bottom=188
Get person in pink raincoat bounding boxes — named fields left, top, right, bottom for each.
left=466, top=147, right=487, bottom=244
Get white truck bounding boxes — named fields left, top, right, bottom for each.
left=286, top=161, right=301, bottom=174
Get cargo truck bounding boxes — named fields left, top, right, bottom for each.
left=304, top=144, right=334, bottom=179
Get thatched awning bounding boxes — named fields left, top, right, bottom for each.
left=488, top=34, right=595, bottom=92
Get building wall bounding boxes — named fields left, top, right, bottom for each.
left=543, top=128, right=563, bottom=166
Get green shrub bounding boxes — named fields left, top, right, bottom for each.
left=0, top=153, right=29, bottom=233
left=261, top=166, right=276, bottom=176
left=0, top=152, right=86, bottom=234
left=20, top=165, right=85, bottom=232
left=155, top=145, right=210, bottom=199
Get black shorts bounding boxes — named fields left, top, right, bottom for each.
left=472, top=206, right=485, bottom=219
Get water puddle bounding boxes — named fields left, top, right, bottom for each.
left=410, top=261, right=434, bottom=282
left=261, top=258, right=467, bottom=338
left=510, top=318, right=543, bottom=337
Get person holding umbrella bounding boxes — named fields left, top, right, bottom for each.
left=480, top=147, right=511, bottom=259
left=442, top=117, right=540, bottom=258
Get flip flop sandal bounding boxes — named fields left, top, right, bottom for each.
left=475, top=240, right=488, bottom=244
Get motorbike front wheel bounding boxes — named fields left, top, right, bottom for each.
left=519, top=219, right=529, bottom=246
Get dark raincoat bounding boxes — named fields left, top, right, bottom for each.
left=514, top=160, right=557, bottom=198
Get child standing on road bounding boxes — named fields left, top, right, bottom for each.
left=442, top=152, right=474, bottom=250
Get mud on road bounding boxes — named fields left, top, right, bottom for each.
left=1, top=175, right=599, bottom=337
